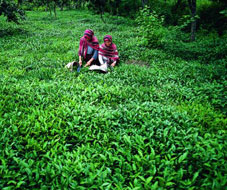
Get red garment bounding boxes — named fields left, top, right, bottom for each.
left=78, top=29, right=99, bottom=59
left=99, top=35, right=119, bottom=61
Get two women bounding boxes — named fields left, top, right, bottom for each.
left=78, top=29, right=119, bottom=71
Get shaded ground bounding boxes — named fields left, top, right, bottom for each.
left=125, top=59, right=149, bottom=67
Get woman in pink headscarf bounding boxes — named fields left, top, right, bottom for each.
left=98, top=35, right=119, bottom=68
left=78, top=29, right=99, bottom=67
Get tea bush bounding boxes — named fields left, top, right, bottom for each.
left=136, top=7, right=166, bottom=48
left=0, top=10, right=226, bottom=189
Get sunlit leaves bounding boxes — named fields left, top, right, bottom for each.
left=0, top=9, right=226, bottom=190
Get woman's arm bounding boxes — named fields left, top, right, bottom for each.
left=85, top=47, right=97, bottom=67
left=111, top=61, right=117, bottom=67
left=79, top=56, right=82, bottom=66
left=85, top=57, right=94, bottom=67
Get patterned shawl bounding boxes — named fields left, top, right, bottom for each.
left=78, top=29, right=99, bottom=59
left=98, top=35, right=119, bottom=61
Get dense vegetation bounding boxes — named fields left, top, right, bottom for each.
left=0, top=3, right=227, bottom=190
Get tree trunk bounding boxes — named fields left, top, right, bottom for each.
left=172, top=0, right=182, bottom=25
left=141, top=0, right=148, bottom=8
left=54, top=3, right=57, bottom=18
left=60, top=4, right=64, bottom=11
left=76, top=0, right=81, bottom=9
left=48, top=3, right=52, bottom=16
left=188, top=0, right=196, bottom=41
left=175, top=0, right=182, bottom=10
left=17, top=0, right=23, bottom=7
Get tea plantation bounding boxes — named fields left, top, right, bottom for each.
left=0, top=10, right=226, bottom=189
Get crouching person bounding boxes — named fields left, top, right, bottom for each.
left=98, top=35, right=119, bottom=68
left=78, top=29, right=99, bottom=67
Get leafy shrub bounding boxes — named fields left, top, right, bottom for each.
left=0, top=0, right=25, bottom=23
left=136, top=6, right=166, bottom=48
left=136, top=7, right=227, bottom=65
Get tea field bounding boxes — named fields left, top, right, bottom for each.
left=0, top=10, right=226, bottom=189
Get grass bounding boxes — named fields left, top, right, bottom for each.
left=0, top=10, right=226, bottom=190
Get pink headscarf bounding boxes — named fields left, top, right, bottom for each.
left=78, top=29, right=99, bottom=59
left=99, top=35, right=119, bottom=61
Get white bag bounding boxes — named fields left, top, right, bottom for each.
left=89, top=64, right=108, bottom=73
left=65, top=61, right=75, bottom=71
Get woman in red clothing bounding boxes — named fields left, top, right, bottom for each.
left=78, top=29, right=99, bottom=67
left=98, top=35, right=119, bottom=68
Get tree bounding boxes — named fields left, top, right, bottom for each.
left=0, top=0, right=25, bottom=23
left=141, top=0, right=148, bottom=8
left=17, top=0, right=23, bottom=7
left=59, top=0, right=70, bottom=11
left=40, top=0, right=58, bottom=17
left=71, top=0, right=86, bottom=9
left=188, top=0, right=196, bottom=41
left=89, top=0, right=106, bottom=22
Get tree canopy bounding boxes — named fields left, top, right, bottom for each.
left=0, top=0, right=25, bottom=23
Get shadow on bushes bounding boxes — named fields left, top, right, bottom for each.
left=0, top=27, right=30, bottom=37
left=162, top=36, right=227, bottom=64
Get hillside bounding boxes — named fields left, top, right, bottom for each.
left=0, top=10, right=226, bottom=190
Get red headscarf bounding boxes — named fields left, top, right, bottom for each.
left=78, top=29, right=99, bottom=59
left=99, top=35, right=119, bottom=61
